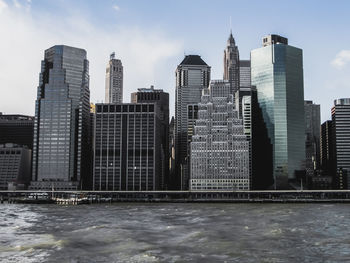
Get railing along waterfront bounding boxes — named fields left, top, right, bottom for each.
left=1, top=190, right=350, bottom=203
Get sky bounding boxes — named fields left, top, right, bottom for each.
left=1, top=0, right=350, bottom=121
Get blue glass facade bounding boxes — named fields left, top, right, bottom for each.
left=251, top=40, right=305, bottom=189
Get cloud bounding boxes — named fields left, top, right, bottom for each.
left=113, top=4, right=120, bottom=11
left=0, top=0, right=8, bottom=11
left=331, top=50, right=350, bottom=69
left=0, top=1, right=183, bottom=115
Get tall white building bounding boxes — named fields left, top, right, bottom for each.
left=175, top=55, right=210, bottom=190
left=190, top=80, right=250, bottom=190
left=105, top=52, right=123, bottom=103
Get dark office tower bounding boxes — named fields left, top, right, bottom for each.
left=223, top=32, right=240, bottom=92
left=0, top=143, right=31, bottom=190
left=251, top=34, right=305, bottom=189
left=93, top=103, right=162, bottom=191
left=0, top=114, right=34, bottom=149
left=105, top=52, right=123, bottom=103
left=250, top=87, right=274, bottom=189
left=239, top=60, right=251, bottom=88
left=31, top=45, right=90, bottom=190
left=320, top=121, right=334, bottom=175
left=175, top=55, right=210, bottom=190
left=169, top=117, right=176, bottom=189
left=131, top=86, right=169, bottom=189
left=331, top=98, right=350, bottom=189
left=304, top=101, right=321, bottom=179
left=237, top=87, right=274, bottom=190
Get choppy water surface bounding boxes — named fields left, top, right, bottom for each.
left=0, top=203, right=349, bottom=262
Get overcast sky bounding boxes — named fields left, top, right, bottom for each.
left=1, top=0, right=350, bottom=121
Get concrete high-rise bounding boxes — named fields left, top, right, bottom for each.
left=105, top=52, right=123, bottom=103
left=175, top=55, right=210, bottom=190
left=131, top=86, right=169, bottom=189
left=331, top=98, right=350, bottom=189
left=251, top=34, right=305, bottom=189
left=223, top=32, right=240, bottom=92
left=239, top=60, right=251, bottom=88
left=190, top=80, right=250, bottom=190
left=31, top=45, right=90, bottom=190
left=93, top=103, right=163, bottom=191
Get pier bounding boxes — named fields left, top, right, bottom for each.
left=1, top=190, right=350, bottom=204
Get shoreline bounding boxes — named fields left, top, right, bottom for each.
left=2, top=190, right=350, bottom=205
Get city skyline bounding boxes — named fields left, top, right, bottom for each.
left=1, top=0, right=350, bottom=121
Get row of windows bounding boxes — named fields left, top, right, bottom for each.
left=97, top=104, right=154, bottom=113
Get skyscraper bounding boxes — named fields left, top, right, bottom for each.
left=251, top=34, right=305, bottom=189
left=304, top=100, right=320, bottom=178
left=93, top=103, right=162, bottom=191
left=190, top=80, right=250, bottom=190
left=175, top=55, right=210, bottom=190
left=31, top=45, right=90, bottom=190
left=331, top=98, right=350, bottom=189
left=131, top=86, right=169, bottom=189
left=105, top=52, right=123, bottom=103
left=223, top=32, right=240, bottom=92
left=320, top=120, right=334, bottom=178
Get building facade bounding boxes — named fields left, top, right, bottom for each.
left=251, top=34, right=305, bottom=189
left=0, top=144, right=31, bottom=190
left=105, top=52, right=123, bottom=103
left=131, top=86, right=169, bottom=189
left=169, top=117, right=176, bottom=189
left=31, top=45, right=90, bottom=190
left=304, top=100, right=321, bottom=178
left=239, top=60, right=251, bottom=88
left=93, top=103, right=162, bottom=191
left=223, top=32, right=240, bottom=92
left=190, top=80, right=250, bottom=190
left=331, top=98, right=350, bottom=189
left=320, top=120, right=334, bottom=178
left=0, top=114, right=34, bottom=149
left=175, top=55, right=211, bottom=190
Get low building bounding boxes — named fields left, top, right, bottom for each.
left=0, top=143, right=31, bottom=190
left=0, top=114, right=34, bottom=149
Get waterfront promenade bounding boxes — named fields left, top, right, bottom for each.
left=1, top=190, right=350, bottom=203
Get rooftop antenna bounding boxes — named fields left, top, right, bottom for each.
left=110, top=52, right=115, bottom=60
left=230, top=16, right=232, bottom=34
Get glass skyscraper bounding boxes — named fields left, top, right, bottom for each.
left=31, top=45, right=90, bottom=190
left=251, top=35, right=305, bottom=189
left=304, top=100, right=320, bottom=178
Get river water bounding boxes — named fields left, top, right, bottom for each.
left=0, top=203, right=349, bottom=262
